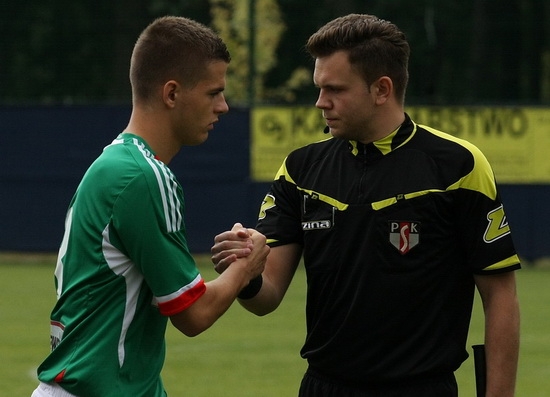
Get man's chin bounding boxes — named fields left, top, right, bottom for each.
left=327, top=128, right=345, bottom=139
left=195, top=133, right=209, bottom=145
left=184, top=132, right=209, bottom=146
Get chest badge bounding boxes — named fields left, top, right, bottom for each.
left=389, top=221, right=420, bottom=254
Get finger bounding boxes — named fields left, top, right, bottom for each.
left=231, top=223, right=245, bottom=234
left=213, top=230, right=236, bottom=244
left=249, top=231, right=267, bottom=246
left=211, top=246, right=232, bottom=264
left=213, top=228, right=250, bottom=244
left=213, top=261, right=229, bottom=274
left=232, top=222, right=252, bottom=238
left=213, top=254, right=238, bottom=274
left=211, top=239, right=253, bottom=257
left=211, top=245, right=252, bottom=264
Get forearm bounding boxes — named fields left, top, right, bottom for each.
left=238, top=244, right=302, bottom=316
left=238, top=273, right=285, bottom=316
left=171, top=260, right=257, bottom=336
left=207, top=261, right=254, bottom=305
left=483, top=291, right=520, bottom=396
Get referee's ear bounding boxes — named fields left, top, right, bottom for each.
left=372, top=76, right=393, bottom=105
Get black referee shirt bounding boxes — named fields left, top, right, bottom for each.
left=256, top=113, right=520, bottom=386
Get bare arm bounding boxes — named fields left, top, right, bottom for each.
left=238, top=243, right=302, bottom=316
left=210, top=224, right=302, bottom=316
left=170, top=229, right=269, bottom=337
left=474, top=272, right=520, bottom=397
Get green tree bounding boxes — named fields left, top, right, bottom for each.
left=210, top=0, right=310, bottom=105
left=1, top=0, right=549, bottom=105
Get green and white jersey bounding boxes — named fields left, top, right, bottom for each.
left=37, top=133, right=205, bottom=396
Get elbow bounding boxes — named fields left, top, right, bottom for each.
left=239, top=299, right=280, bottom=317
left=254, top=305, right=279, bottom=317
left=182, top=328, right=203, bottom=338
left=170, top=315, right=211, bottom=337
left=249, top=308, right=272, bottom=317
left=179, top=324, right=202, bottom=337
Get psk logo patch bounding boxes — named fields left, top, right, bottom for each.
left=389, top=221, right=420, bottom=255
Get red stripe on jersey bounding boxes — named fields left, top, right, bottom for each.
left=158, top=280, right=206, bottom=316
left=51, top=320, right=65, bottom=330
left=54, top=369, right=66, bottom=383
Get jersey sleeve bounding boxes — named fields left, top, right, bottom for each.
left=256, top=157, right=304, bottom=247
left=110, top=166, right=205, bottom=316
left=455, top=144, right=521, bottom=274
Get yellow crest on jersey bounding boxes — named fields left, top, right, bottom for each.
left=484, top=205, right=511, bottom=243
left=258, top=194, right=276, bottom=220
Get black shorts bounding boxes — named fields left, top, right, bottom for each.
left=298, top=368, right=458, bottom=397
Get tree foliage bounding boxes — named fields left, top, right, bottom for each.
left=0, top=0, right=548, bottom=105
left=210, top=0, right=310, bottom=104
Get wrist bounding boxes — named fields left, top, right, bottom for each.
left=238, top=275, right=263, bottom=299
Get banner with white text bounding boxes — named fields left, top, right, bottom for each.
left=251, top=106, right=550, bottom=183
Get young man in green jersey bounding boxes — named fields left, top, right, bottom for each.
left=31, top=16, right=269, bottom=397
left=212, top=14, right=520, bottom=397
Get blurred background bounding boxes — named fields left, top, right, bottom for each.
left=2, top=3, right=549, bottom=395
left=1, top=0, right=549, bottom=261
left=1, top=0, right=549, bottom=105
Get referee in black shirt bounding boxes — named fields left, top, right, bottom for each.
left=212, top=13, right=520, bottom=397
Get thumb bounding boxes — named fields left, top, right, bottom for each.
left=231, top=222, right=244, bottom=231
left=232, top=222, right=250, bottom=239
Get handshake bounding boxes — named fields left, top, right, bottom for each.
left=211, top=223, right=270, bottom=299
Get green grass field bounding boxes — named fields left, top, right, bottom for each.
left=3, top=253, right=549, bottom=396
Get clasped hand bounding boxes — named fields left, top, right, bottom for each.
left=211, top=223, right=269, bottom=275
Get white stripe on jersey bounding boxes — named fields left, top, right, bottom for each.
left=159, top=163, right=183, bottom=232
left=102, top=224, right=144, bottom=368
left=133, top=138, right=183, bottom=233
left=54, top=206, right=74, bottom=299
left=154, top=273, right=203, bottom=304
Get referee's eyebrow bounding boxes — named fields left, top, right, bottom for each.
left=207, top=84, right=226, bottom=95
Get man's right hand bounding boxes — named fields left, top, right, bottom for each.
left=237, top=228, right=269, bottom=281
left=211, top=223, right=267, bottom=274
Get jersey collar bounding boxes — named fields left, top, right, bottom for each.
left=116, top=132, right=161, bottom=160
left=349, top=113, right=416, bottom=157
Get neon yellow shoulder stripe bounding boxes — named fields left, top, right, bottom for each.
left=296, top=187, right=349, bottom=211
left=482, top=254, right=520, bottom=271
left=420, top=125, right=497, bottom=200
left=371, top=189, right=446, bottom=211
left=274, top=158, right=293, bottom=182
left=276, top=125, right=497, bottom=213
left=274, top=157, right=348, bottom=211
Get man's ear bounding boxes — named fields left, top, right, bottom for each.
left=162, top=80, right=179, bottom=107
left=373, top=76, right=393, bottom=105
